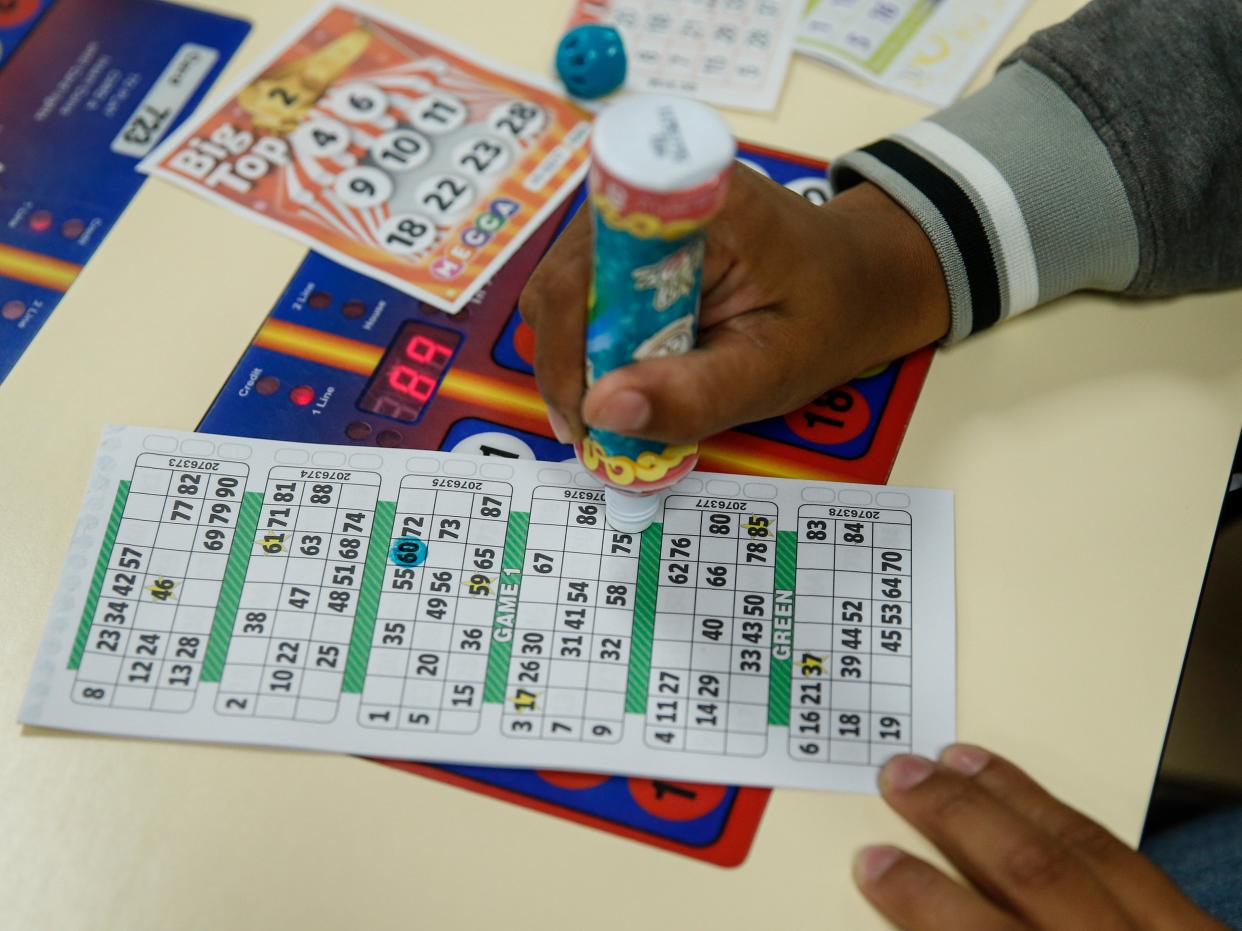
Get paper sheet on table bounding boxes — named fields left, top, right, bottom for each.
left=797, top=0, right=1029, bottom=107
left=20, top=426, right=956, bottom=792
left=566, top=0, right=803, bottom=113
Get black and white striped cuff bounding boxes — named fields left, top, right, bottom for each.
left=830, top=62, right=1140, bottom=344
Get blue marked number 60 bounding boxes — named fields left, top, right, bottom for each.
left=389, top=535, right=427, bottom=567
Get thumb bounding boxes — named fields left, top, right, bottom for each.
left=580, top=315, right=814, bottom=444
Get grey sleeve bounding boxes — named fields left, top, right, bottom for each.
left=829, top=0, right=1242, bottom=342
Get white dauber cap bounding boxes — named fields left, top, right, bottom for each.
left=591, top=94, right=735, bottom=193
left=605, top=486, right=662, bottom=534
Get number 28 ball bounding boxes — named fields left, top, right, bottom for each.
left=555, top=24, right=627, bottom=99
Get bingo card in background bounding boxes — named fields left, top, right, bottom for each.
left=797, top=0, right=1029, bottom=107
left=141, top=1, right=591, bottom=313
left=566, top=0, right=802, bottom=112
left=21, top=426, right=956, bottom=793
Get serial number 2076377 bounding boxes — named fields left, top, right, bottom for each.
left=695, top=498, right=747, bottom=511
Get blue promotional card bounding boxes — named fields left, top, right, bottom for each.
left=0, top=0, right=249, bottom=383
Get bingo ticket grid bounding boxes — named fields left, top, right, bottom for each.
left=567, top=0, right=802, bottom=112
left=141, top=1, right=591, bottom=312
left=797, top=0, right=1029, bottom=107
left=21, top=427, right=956, bottom=793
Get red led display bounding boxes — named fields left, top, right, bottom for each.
left=358, top=321, right=462, bottom=423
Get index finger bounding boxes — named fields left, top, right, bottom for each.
left=580, top=308, right=817, bottom=443
left=939, top=745, right=1226, bottom=931
left=878, top=755, right=1134, bottom=931
left=853, top=845, right=1025, bottom=931
left=520, top=162, right=767, bottom=442
left=519, top=206, right=591, bottom=441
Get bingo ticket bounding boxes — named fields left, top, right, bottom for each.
left=797, top=0, right=1029, bottom=107
left=20, top=427, right=956, bottom=792
left=566, top=0, right=802, bottom=112
left=141, top=2, right=591, bottom=312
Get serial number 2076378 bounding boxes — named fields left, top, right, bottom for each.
left=826, top=508, right=880, bottom=519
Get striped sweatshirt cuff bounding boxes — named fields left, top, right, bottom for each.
left=829, top=61, right=1140, bottom=343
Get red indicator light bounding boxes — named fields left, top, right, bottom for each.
left=28, top=210, right=52, bottom=233
left=289, top=385, right=315, bottom=406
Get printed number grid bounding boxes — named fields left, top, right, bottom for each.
left=800, top=0, right=915, bottom=67
left=789, top=505, right=912, bottom=765
left=288, top=75, right=549, bottom=258
left=503, top=488, right=638, bottom=742
left=215, top=469, right=380, bottom=722
left=607, top=0, right=792, bottom=95
left=359, top=478, right=510, bottom=733
left=74, top=456, right=247, bottom=712
left=646, top=496, right=778, bottom=756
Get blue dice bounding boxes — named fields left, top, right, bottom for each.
left=555, top=24, right=627, bottom=99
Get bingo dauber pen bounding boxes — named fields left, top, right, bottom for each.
left=577, top=94, right=736, bottom=533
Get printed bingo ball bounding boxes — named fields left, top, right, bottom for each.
left=555, top=24, right=627, bottom=99
left=578, top=94, right=735, bottom=533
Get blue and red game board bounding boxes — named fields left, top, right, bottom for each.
left=200, top=141, right=933, bottom=865
left=4, top=1, right=929, bottom=864
left=0, top=0, right=248, bottom=383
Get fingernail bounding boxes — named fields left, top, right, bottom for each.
left=880, top=754, right=935, bottom=793
left=588, top=389, right=650, bottom=433
left=940, top=744, right=991, bottom=777
left=853, top=846, right=902, bottom=884
left=546, top=408, right=575, bottom=444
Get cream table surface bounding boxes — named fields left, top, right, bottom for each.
left=4, top=1, right=1240, bottom=928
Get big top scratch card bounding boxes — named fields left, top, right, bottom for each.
left=142, top=2, right=592, bottom=312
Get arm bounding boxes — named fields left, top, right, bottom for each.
left=522, top=0, right=1242, bottom=443
left=831, top=0, right=1242, bottom=342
